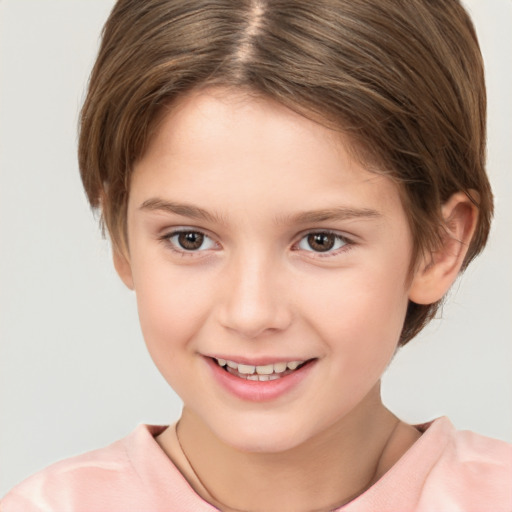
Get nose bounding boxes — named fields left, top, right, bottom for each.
left=217, top=251, right=293, bottom=339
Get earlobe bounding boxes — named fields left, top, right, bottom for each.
left=408, top=191, right=479, bottom=305
left=113, top=248, right=134, bottom=290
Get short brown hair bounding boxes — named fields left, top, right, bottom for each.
left=79, top=0, right=492, bottom=345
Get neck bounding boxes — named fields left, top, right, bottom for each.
left=157, top=386, right=418, bottom=512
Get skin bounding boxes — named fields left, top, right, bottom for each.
left=114, top=87, right=477, bottom=512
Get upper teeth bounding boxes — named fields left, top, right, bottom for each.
left=216, top=358, right=304, bottom=375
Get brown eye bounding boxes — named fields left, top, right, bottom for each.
left=307, top=233, right=335, bottom=252
left=297, top=232, right=347, bottom=253
left=177, top=231, right=204, bottom=250
left=166, top=230, right=217, bottom=253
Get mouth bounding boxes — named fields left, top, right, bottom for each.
left=211, top=357, right=312, bottom=381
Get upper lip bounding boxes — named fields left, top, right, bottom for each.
left=205, top=355, right=314, bottom=366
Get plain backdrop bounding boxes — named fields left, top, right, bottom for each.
left=1, top=0, right=511, bottom=497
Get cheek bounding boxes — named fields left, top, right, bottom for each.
left=132, top=260, right=213, bottom=355
left=306, top=268, right=409, bottom=407
left=304, top=263, right=410, bottom=352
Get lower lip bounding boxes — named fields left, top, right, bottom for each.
left=205, top=357, right=316, bottom=402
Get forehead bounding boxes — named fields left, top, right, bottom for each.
left=130, top=87, right=404, bottom=222
left=144, top=88, right=350, bottom=169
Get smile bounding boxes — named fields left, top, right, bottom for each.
left=213, top=357, right=308, bottom=381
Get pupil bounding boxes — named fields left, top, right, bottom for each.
left=308, top=233, right=334, bottom=252
left=178, top=232, right=204, bottom=250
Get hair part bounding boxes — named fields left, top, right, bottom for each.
left=79, top=0, right=492, bottom=345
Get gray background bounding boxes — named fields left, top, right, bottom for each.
left=1, top=0, right=511, bottom=497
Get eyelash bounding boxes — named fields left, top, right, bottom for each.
left=159, top=228, right=353, bottom=258
left=159, top=229, right=219, bottom=256
left=293, top=230, right=353, bottom=257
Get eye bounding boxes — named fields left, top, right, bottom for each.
left=165, top=230, right=217, bottom=252
left=297, top=232, right=348, bottom=253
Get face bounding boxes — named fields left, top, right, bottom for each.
left=121, top=88, right=416, bottom=453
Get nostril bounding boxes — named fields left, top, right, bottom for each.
left=218, top=302, right=293, bottom=339
left=215, top=264, right=294, bottom=337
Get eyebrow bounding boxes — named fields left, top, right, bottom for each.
left=278, top=207, right=381, bottom=225
left=139, top=198, right=381, bottom=225
left=139, top=198, right=225, bottom=224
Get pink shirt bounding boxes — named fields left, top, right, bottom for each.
left=2, top=417, right=511, bottom=511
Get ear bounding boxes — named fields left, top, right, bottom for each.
left=113, top=248, right=134, bottom=290
left=408, top=192, right=478, bottom=305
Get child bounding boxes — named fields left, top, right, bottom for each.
left=2, top=0, right=511, bottom=510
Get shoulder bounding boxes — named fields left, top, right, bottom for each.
left=346, top=417, right=512, bottom=512
left=0, top=425, right=180, bottom=512
left=417, top=417, right=512, bottom=511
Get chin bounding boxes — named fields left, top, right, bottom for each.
left=211, top=415, right=315, bottom=454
